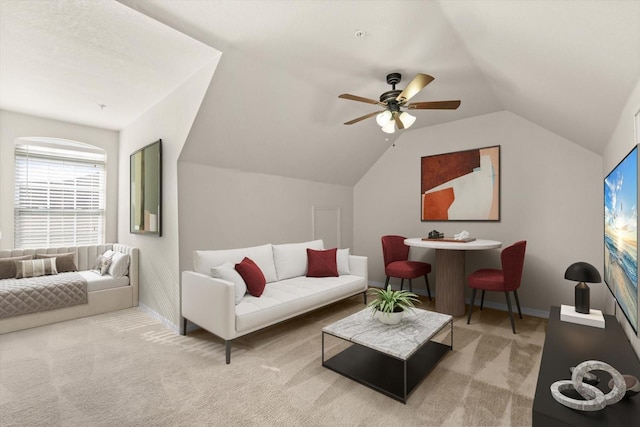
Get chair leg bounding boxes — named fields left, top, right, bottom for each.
left=408, top=279, right=413, bottom=293
left=480, top=290, right=485, bottom=310
left=505, top=292, right=516, bottom=334
left=467, top=288, right=477, bottom=325
left=385, top=276, right=390, bottom=288
left=182, top=317, right=188, bottom=336
left=513, top=290, right=523, bottom=319
left=400, top=278, right=404, bottom=290
left=424, top=275, right=432, bottom=301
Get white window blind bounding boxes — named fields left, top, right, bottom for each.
left=14, top=141, right=106, bottom=249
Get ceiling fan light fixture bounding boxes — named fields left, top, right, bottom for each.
left=399, top=111, right=416, bottom=129
left=381, top=121, right=395, bottom=134
left=376, top=110, right=392, bottom=127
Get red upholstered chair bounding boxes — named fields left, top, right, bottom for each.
left=467, top=240, right=527, bottom=334
left=381, top=235, right=432, bottom=300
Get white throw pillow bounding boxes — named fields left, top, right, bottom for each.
left=337, top=248, right=351, bottom=275
left=273, top=240, right=324, bottom=280
left=108, top=252, right=130, bottom=278
left=211, top=261, right=247, bottom=305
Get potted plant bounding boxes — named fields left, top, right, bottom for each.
left=367, top=285, right=420, bottom=325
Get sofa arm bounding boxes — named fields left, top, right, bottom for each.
left=181, top=271, right=236, bottom=340
left=348, top=255, right=368, bottom=287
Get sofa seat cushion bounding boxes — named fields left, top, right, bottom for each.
left=235, top=275, right=365, bottom=333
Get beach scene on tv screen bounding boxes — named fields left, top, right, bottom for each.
left=604, top=146, right=638, bottom=333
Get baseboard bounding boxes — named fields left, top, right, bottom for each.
left=138, top=303, right=180, bottom=333
left=369, top=280, right=550, bottom=319
left=369, top=280, right=434, bottom=298
left=470, top=298, right=549, bottom=319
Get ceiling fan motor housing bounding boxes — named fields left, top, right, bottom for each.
left=386, top=72, right=401, bottom=86
left=381, top=73, right=403, bottom=110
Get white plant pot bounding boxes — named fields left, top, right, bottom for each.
left=375, top=310, right=404, bottom=325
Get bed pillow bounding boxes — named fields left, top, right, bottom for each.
left=35, top=252, right=77, bottom=273
left=211, top=261, right=247, bottom=304
left=91, top=254, right=112, bottom=276
left=108, top=252, right=130, bottom=278
left=306, top=248, right=338, bottom=277
left=0, top=255, right=33, bottom=279
left=15, top=258, right=58, bottom=279
left=337, top=248, right=351, bottom=275
left=235, top=257, right=266, bottom=297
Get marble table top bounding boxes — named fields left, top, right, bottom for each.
left=322, top=308, right=452, bottom=360
left=405, top=237, right=502, bottom=251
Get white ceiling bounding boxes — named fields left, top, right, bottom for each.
left=1, top=0, right=639, bottom=185
left=0, top=0, right=219, bottom=130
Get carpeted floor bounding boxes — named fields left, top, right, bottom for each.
left=0, top=296, right=546, bottom=426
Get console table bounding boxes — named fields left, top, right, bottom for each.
left=533, top=306, right=640, bottom=426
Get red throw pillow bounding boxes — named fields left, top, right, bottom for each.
left=306, top=248, right=339, bottom=277
left=235, top=257, right=266, bottom=297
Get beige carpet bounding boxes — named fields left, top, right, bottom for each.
left=0, top=296, right=546, bottom=426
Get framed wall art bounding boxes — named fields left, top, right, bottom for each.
left=421, top=145, right=500, bottom=221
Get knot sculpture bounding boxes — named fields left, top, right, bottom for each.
left=551, top=360, right=626, bottom=411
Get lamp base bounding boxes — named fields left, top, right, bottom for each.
left=575, top=281, right=590, bottom=314
left=560, top=304, right=605, bottom=328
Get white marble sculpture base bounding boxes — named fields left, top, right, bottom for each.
left=560, top=305, right=605, bottom=329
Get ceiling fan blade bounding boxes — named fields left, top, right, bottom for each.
left=396, top=73, right=434, bottom=103
left=406, top=100, right=461, bottom=110
left=343, top=111, right=382, bottom=125
left=339, top=93, right=385, bottom=106
left=393, top=112, right=404, bottom=130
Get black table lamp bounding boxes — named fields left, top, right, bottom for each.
left=564, top=262, right=602, bottom=314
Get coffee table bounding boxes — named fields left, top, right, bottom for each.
left=321, top=307, right=453, bottom=403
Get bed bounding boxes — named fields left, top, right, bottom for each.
left=0, top=244, right=139, bottom=334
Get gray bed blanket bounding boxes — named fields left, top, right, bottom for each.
left=0, top=272, right=88, bottom=319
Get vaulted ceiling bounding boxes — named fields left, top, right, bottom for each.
left=2, top=0, right=639, bottom=185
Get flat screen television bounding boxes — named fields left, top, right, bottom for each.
left=604, top=144, right=638, bottom=334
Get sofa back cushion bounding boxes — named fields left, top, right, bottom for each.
left=273, top=240, right=324, bottom=281
left=193, top=243, right=277, bottom=283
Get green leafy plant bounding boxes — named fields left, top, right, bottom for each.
left=367, top=285, right=420, bottom=314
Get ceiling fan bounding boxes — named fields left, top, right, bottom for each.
left=338, top=72, right=461, bottom=133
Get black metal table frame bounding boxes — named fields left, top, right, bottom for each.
left=321, top=318, right=453, bottom=403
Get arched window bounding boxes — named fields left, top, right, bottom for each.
left=14, top=137, right=106, bottom=248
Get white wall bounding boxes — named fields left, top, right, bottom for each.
left=354, top=111, right=603, bottom=316
left=0, top=110, right=119, bottom=249
left=117, top=59, right=219, bottom=330
left=603, top=76, right=640, bottom=357
left=177, top=163, right=354, bottom=274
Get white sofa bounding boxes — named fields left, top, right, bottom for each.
left=181, top=240, right=368, bottom=363
left=0, top=244, right=139, bottom=334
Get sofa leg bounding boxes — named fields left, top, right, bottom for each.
left=181, top=317, right=188, bottom=336
left=225, top=340, right=231, bottom=364
left=363, top=291, right=367, bottom=305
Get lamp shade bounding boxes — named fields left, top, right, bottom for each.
left=564, top=262, right=602, bottom=283
left=376, top=110, right=392, bottom=127
left=381, top=121, right=395, bottom=134
left=399, top=112, right=416, bottom=129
